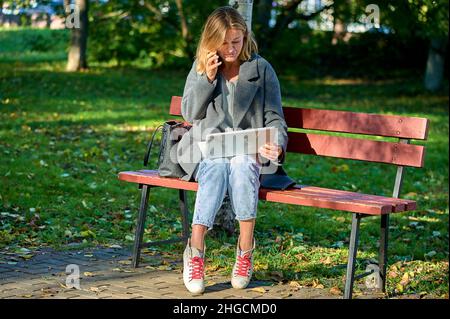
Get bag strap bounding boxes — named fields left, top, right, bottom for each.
left=143, top=125, right=163, bottom=167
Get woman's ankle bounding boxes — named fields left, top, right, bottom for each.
left=191, top=224, right=208, bottom=252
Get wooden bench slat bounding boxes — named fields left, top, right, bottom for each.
left=283, top=107, right=429, bottom=140
left=118, top=170, right=416, bottom=215
left=292, top=185, right=416, bottom=211
left=170, top=96, right=183, bottom=116
left=258, top=188, right=392, bottom=215
left=119, top=170, right=198, bottom=191
left=282, top=188, right=405, bottom=212
left=170, top=96, right=429, bottom=140
left=286, top=132, right=425, bottom=168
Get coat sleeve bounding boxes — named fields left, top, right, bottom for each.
left=181, top=60, right=218, bottom=123
left=263, top=61, right=289, bottom=164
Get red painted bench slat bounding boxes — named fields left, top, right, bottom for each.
left=118, top=170, right=416, bottom=215
left=286, top=132, right=426, bottom=168
left=283, top=107, right=429, bottom=140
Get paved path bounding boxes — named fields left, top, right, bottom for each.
left=0, top=245, right=383, bottom=299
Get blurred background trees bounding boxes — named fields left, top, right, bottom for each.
left=1, top=0, right=448, bottom=89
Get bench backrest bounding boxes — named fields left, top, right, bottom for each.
left=169, top=96, right=429, bottom=168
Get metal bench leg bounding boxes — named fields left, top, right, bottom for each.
left=344, top=213, right=362, bottom=299
left=379, top=214, right=389, bottom=292
left=132, top=185, right=150, bottom=268
left=179, top=189, right=190, bottom=244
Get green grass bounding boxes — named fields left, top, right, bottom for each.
left=0, top=28, right=448, bottom=298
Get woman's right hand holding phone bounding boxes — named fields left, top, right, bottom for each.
left=206, top=51, right=222, bottom=83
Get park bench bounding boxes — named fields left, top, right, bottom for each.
left=118, top=96, right=429, bottom=299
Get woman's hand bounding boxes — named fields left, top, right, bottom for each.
left=205, top=51, right=222, bottom=83
left=258, top=143, right=282, bottom=162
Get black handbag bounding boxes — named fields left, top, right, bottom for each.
left=143, top=120, right=191, bottom=178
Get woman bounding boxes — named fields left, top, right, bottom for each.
left=177, top=6, right=289, bottom=294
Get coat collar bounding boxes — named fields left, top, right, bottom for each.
left=238, top=53, right=260, bottom=81
left=211, top=53, right=261, bottom=128
left=233, top=53, right=260, bottom=127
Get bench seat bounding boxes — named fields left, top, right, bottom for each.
left=118, top=170, right=416, bottom=216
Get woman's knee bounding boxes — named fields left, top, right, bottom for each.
left=229, top=155, right=260, bottom=180
left=197, top=158, right=229, bottom=182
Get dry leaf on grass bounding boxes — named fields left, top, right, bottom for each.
left=400, top=273, right=410, bottom=286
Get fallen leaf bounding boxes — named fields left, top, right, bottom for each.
left=388, top=271, right=398, bottom=278
left=312, top=280, right=324, bottom=289
left=314, top=284, right=325, bottom=289
left=400, top=273, right=410, bottom=286
left=330, top=287, right=342, bottom=295
left=289, top=281, right=302, bottom=288
left=321, top=256, right=332, bottom=265
left=251, top=287, right=268, bottom=294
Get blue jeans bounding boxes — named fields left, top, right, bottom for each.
left=192, top=155, right=262, bottom=230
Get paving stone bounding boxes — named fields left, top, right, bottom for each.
left=0, top=245, right=383, bottom=299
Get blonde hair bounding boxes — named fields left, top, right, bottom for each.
left=195, top=6, right=258, bottom=74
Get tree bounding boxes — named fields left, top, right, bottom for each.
left=421, top=2, right=448, bottom=91
left=253, top=0, right=332, bottom=54
left=373, top=0, right=448, bottom=91
left=66, top=0, right=89, bottom=71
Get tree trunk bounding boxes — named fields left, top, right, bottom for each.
left=0, top=0, right=3, bottom=26
left=175, top=0, right=194, bottom=60
left=229, top=0, right=254, bottom=32
left=332, top=0, right=347, bottom=45
left=332, top=18, right=346, bottom=45
left=66, top=0, right=88, bottom=72
left=253, top=0, right=273, bottom=54
left=424, top=37, right=447, bottom=92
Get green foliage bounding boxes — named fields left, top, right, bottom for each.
left=375, top=0, right=449, bottom=39
left=87, top=0, right=217, bottom=67
left=0, top=27, right=69, bottom=62
left=266, top=27, right=431, bottom=78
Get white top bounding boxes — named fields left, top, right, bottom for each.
left=220, top=73, right=237, bottom=129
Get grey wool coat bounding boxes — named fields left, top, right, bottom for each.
left=177, top=53, right=290, bottom=184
